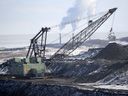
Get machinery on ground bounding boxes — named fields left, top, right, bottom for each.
left=50, top=8, right=117, bottom=60
left=26, top=27, right=50, bottom=59
left=2, top=27, right=50, bottom=77
left=0, top=8, right=117, bottom=77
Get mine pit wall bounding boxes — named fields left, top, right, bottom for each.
left=0, top=80, right=128, bottom=96
left=48, top=59, right=128, bottom=84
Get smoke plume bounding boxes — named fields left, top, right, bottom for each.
left=60, top=0, right=97, bottom=31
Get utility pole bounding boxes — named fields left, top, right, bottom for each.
left=59, top=33, right=62, bottom=45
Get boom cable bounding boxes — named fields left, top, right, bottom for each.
left=49, top=11, right=106, bottom=29
left=48, top=11, right=106, bottom=44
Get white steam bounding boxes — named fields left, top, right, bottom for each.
left=60, top=0, right=97, bottom=31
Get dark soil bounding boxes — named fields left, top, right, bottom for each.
left=94, top=43, right=128, bottom=60
left=75, top=60, right=128, bottom=83
left=0, top=80, right=128, bottom=96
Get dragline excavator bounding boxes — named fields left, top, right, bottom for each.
left=26, top=8, right=117, bottom=61
left=24, top=8, right=117, bottom=73
left=0, top=8, right=117, bottom=78
left=50, top=8, right=117, bottom=60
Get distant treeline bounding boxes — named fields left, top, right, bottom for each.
left=0, top=47, right=27, bottom=51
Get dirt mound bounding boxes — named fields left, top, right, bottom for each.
left=94, top=43, right=128, bottom=60
left=75, top=60, right=128, bottom=83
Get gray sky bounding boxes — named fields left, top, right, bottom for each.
left=0, top=0, right=128, bottom=39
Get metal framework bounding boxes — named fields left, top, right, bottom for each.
left=26, top=27, right=50, bottom=59
left=51, top=8, right=117, bottom=59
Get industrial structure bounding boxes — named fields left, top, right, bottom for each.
left=0, top=8, right=117, bottom=77
left=50, top=8, right=117, bottom=60
left=26, top=27, right=50, bottom=59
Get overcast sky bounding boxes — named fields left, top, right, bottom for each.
left=0, top=0, right=128, bottom=39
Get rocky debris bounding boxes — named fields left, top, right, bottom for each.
left=97, top=61, right=128, bottom=85
left=49, top=59, right=101, bottom=78
left=94, top=43, right=128, bottom=60
left=48, top=59, right=128, bottom=84
left=0, top=67, right=8, bottom=75
left=0, top=80, right=128, bottom=96
left=76, top=60, right=128, bottom=83
left=98, top=70, right=128, bottom=85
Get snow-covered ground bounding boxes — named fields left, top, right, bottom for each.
left=0, top=59, right=5, bottom=64
left=45, top=46, right=90, bottom=58
left=77, top=83, right=128, bottom=90
left=0, top=67, right=8, bottom=75
left=94, top=85, right=128, bottom=91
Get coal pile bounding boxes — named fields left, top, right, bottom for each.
left=0, top=80, right=128, bottom=96
left=94, top=43, right=128, bottom=60
left=49, top=60, right=101, bottom=78
left=76, top=60, right=128, bottom=83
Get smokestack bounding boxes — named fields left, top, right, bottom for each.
left=72, top=32, right=74, bottom=41
left=60, top=0, right=97, bottom=31
left=59, top=33, right=62, bottom=44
